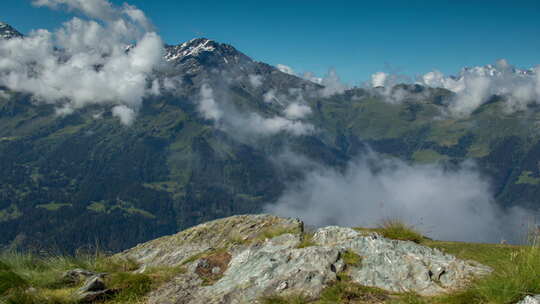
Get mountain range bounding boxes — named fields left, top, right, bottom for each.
left=1, top=22, right=539, bottom=253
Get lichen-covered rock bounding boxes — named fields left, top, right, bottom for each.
left=62, top=269, right=98, bottom=285
left=313, top=226, right=492, bottom=296
left=117, top=214, right=303, bottom=268
left=75, top=275, right=115, bottom=303
left=117, top=215, right=492, bottom=303
left=147, top=233, right=342, bottom=304
left=518, top=295, right=540, bottom=304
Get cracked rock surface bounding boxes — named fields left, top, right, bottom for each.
left=118, top=215, right=492, bottom=303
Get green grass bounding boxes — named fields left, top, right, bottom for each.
left=412, top=149, right=449, bottom=163
left=35, top=203, right=72, bottom=211
left=377, top=219, right=425, bottom=244
left=315, top=279, right=388, bottom=304
left=297, top=233, right=316, bottom=249
left=2, top=238, right=539, bottom=304
left=341, top=250, right=362, bottom=267
left=0, top=204, right=22, bottom=222
left=260, top=294, right=310, bottom=304
left=458, top=245, right=540, bottom=303
left=0, top=251, right=183, bottom=304
left=516, top=171, right=540, bottom=185
left=86, top=201, right=107, bottom=212
left=106, top=273, right=153, bottom=303
left=254, top=226, right=301, bottom=242
left=423, top=241, right=538, bottom=304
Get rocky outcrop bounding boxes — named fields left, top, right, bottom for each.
left=119, top=215, right=492, bottom=303
left=62, top=269, right=100, bottom=285
left=313, top=226, right=492, bottom=296
left=518, top=295, right=540, bottom=304
left=118, top=214, right=303, bottom=268
left=74, top=274, right=116, bottom=303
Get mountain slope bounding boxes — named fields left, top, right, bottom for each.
left=0, top=23, right=539, bottom=252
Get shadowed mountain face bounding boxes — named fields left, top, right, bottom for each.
left=0, top=23, right=539, bottom=253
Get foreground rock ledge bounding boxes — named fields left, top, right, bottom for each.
left=117, top=214, right=492, bottom=303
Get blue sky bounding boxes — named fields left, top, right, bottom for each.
left=2, top=0, right=539, bottom=84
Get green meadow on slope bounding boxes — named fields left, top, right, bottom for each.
left=2, top=83, right=540, bottom=253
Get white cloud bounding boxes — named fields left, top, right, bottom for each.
left=284, top=102, right=312, bottom=119
left=263, top=89, right=277, bottom=103
left=196, top=84, right=313, bottom=137
left=0, top=0, right=164, bottom=124
left=198, top=84, right=223, bottom=121
left=276, top=64, right=295, bottom=75
left=302, top=72, right=323, bottom=85
left=266, top=152, right=532, bottom=243
left=243, top=113, right=314, bottom=136
left=248, top=74, right=263, bottom=88
left=33, top=0, right=117, bottom=21
left=112, top=104, right=135, bottom=125
left=371, top=72, right=388, bottom=88
left=319, top=69, right=348, bottom=97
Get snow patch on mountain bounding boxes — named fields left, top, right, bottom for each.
left=165, top=38, right=217, bottom=61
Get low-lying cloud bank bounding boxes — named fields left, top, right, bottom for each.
left=0, top=0, right=164, bottom=124
left=266, top=152, right=532, bottom=244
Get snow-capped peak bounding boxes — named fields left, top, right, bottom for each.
left=0, top=22, right=23, bottom=40
left=165, top=38, right=217, bottom=61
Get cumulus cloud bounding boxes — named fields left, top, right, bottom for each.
left=418, top=59, right=540, bottom=116
left=266, top=152, right=532, bottom=243
left=0, top=0, right=164, bottom=124
left=196, top=84, right=314, bottom=137
left=276, top=64, right=295, bottom=75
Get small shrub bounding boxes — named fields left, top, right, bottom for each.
left=377, top=219, right=424, bottom=243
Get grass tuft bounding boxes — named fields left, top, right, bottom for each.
left=317, top=279, right=388, bottom=304
left=106, top=272, right=152, bottom=303
left=341, top=250, right=362, bottom=267
left=260, top=294, right=309, bottom=304
left=296, top=233, right=316, bottom=249
left=377, top=218, right=424, bottom=243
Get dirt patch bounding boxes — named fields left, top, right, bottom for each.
left=195, top=251, right=232, bottom=285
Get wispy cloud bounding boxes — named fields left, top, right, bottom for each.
left=196, top=84, right=314, bottom=138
